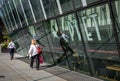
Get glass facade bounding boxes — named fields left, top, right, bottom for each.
left=0, top=0, right=120, bottom=80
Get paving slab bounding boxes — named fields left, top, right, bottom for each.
left=0, top=53, right=103, bottom=81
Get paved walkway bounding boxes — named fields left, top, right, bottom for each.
left=0, top=53, right=103, bottom=81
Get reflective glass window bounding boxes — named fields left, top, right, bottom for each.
left=21, top=0, right=34, bottom=24
left=1, top=7, right=10, bottom=32
left=31, top=23, right=55, bottom=64
left=14, top=0, right=27, bottom=27
left=30, top=0, right=44, bottom=22
left=78, top=3, right=118, bottom=77
left=59, top=0, right=74, bottom=13
left=5, top=2, right=16, bottom=29
left=73, top=0, right=82, bottom=8
left=42, top=0, right=59, bottom=18
left=115, top=0, right=120, bottom=56
left=115, top=0, right=120, bottom=23
left=56, top=14, right=90, bottom=72
left=9, top=0, right=20, bottom=28
left=86, top=0, right=99, bottom=4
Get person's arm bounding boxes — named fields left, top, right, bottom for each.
left=65, top=34, right=69, bottom=38
left=28, top=45, right=33, bottom=58
left=13, top=43, right=16, bottom=49
left=7, top=43, right=10, bottom=49
left=64, top=34, right=70, bottom=40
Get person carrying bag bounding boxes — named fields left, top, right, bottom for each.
left=28, top=39, right=41, bottom=70
left=36, top=44, right=44, bottom=64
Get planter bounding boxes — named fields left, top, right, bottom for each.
left=1, top=48, right=9, bottom=53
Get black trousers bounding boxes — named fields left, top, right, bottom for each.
left=30, top=54, right=40, bottom=70
left=9, top=48, right=15, bottom=60
left=61, top=43, right=74, bottom=55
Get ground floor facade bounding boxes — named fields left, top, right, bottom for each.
left=0, top=0, right=120, bottom=80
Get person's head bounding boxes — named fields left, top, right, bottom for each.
left=31, top=39, right=37, bottom=45
left=10, top=39, right=14, bottom=42
left=57, top=31, right=62, bottom=37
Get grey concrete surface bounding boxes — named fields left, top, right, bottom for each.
left=0, top=53, right=103, bottom=81
left=0, top=53, right=66, bottom=81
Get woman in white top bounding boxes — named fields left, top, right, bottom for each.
left=7, top=39, right=16, bottom=60
left=28, top=39, right=40, bottom=70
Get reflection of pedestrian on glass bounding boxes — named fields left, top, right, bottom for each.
left=57, top=31, right=74, bottom=61
left=7, top=39, right=16, bottom=60
left=28, top=39, right=40, bottom=70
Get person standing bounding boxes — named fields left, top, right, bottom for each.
left=28, top=39, right=40, bottom=70
left=7, top=39, right=16, bottom=60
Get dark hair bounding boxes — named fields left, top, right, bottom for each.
left=57, top=31, right=62, bottom=36
left=11, top=39, right=14, bottom=41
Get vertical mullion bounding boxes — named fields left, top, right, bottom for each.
left=1, top=8, right=9, bottom=33
left=4, top=3, right=14, bottom=31
left=56, top=0, right=62, bottom=14
left=39, top=0, right=47, bottom=20
left=8, top=1, right=18, bottom=29
left=19, top=0, right=29, bottom=25
left=13, top=0, right=23, bottom=28
left=81, top=0, right=87, bottom=7
left=28, top=0, right=36, bottom=23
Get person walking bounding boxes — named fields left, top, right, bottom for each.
left=28, top=39, right=41, bottom=70
left=7, top=39, right=16, bottom=60
left=57, top=31, right=75, bottom=62
left=57, top=31, right=74, bottom=55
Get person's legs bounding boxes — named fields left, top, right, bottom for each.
left=9, top=49, right=12, bottom=60
left=66, top=43, right=74, bottom=54
left=61, top=46, right=67, bottom=58
left=30, top=56, right=35, bottom=68
left=36, top=54, right=40, bottom=70
left=9, top=49, right=14, bottom=60
left=68, top=46, right=74, bottom=54
left=11, top=48, right=15, bottom=60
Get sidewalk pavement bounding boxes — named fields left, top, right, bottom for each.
left=0, top=53, right=103, bottom=81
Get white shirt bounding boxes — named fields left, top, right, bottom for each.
left=60, top=34, right=69, bottom=43
left=7, top=42, right=16, bottom=49
left=28, top=44, right=38, bottom=57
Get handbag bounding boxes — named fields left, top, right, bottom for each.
left=36, top=45, right=42, bottom=54
left=39, top=55, right=43, bottom=64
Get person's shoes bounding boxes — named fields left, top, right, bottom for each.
left=36, top=68, right=39, bottom=70
left=71, top=51, right=75, bottom=55
left=30, top=66, right=33, bottom=69
left=11, top=58, right=13, bottom=60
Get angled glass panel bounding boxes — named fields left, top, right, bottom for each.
left=8, top=0, right=18, bottom=29
left=42, top=0, right=59, bottom=18
left=14, top=0, right=27, bottom=27
left=78, top=3, right=118, bottom=78
left=86, top=0, right=99, bottom=4
left=44, top=20, right=59, bottom=64
left=9, top=0, right=21, bottom=28
left=3, top=3, right=14, bottom=31
left=115, top=0, right=120, bottom=23
left=73, top=0, right=82, bottom=8
left=1, top=6, right=10, bottom=32
left=29, top=0, right=44, bottom=22
left=21, top=0, right=34, bottom=24
left=59, top=0, right=74, bottom=13
left=5, top=2, right=16, bottom=29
